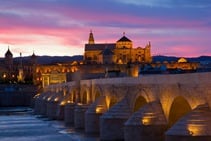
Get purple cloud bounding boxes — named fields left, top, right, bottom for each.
left=0, top=0, right=210, bottom=57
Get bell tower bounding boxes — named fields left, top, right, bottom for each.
left=5, top=46, right=13, bottom=70
left=88, top=30, right=95, bottom=44
left=17, top=52, right=25, bottom=83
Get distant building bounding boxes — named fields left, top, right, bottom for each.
left=33, top=32, right=153, bottom=87
left=147, top=57, right=199, bottom=74
left=5, top=47, right=13, bottom=71
left=166, top=58, right=199, bottom=71
left=32, top=32, right=200, bottom=88
left=41, top=70, right=66, bottom=88
left=33, top=64, right=73, bottom=87
left=84, top=31, right=152, bottom=64
left=0, top=48, right=37, bottom=84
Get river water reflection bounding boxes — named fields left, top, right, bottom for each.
left=0, top=107, right=100, bottom=141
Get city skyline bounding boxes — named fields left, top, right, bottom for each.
left=0, top=0, right=210, bottom=57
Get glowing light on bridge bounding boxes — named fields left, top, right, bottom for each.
left=105, top=96, right=111, bottom=109
left=33, top=93, right=40, bottom=99
left=3, top=74, right=6, bottom=78
left=187, top=123, right=206, bottom=136
left=54, top=97, right=59, bottom=102
left=95, top=105, right=104, bottom=114
left=67, top=100, right=74, bottom=104
left=60, top=100, right=66, bottom=106
left=77, top=103, right=83, bottom=106
left=47, top=97, right=52, bottom=101
left=142, top=117, right=151, bottom=125
left=141, top=113, right=156, bottom=125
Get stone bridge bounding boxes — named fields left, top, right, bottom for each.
left=34, top=72, right=211, bottom=141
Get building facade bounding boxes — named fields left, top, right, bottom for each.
left=0, top=48, right=37, bottom=84
left=84, top=32, right=152, bottom=64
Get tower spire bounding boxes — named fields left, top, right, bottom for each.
left=88, top=30, right=95, bottom=44
left=17, top=52, right=25, bottom=83
left=19, top=52, right=23, bottom=67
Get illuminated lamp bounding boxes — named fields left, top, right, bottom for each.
left=60, top=101, right=66, bottom=106
left=95, top=105, right=104, bottom=114
left=54, top=97, right=59, bottom=102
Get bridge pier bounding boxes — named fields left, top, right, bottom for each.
left=46, top=100, right=59, bottom=119
left=74, top=104, right=89, bottom=129
left=64, top=102, right=75, bottom=126
left=34, top=95, right=43, bottom=115
left=39, top=98, right=48, bottom=115
left=124, top=101, right=167, bottom=141
left=100, top=98, right=132, bottom=140
left=166, top=104, right=211, bottom=141
left=34, top=93, right=49, bottom=115
left=85, top=96, right=108, bottom=134
left=46, top=93, right=62, bottom=119
left=56, top=102, right=65, bottom=120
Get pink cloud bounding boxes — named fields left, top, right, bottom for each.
left=0, top=1, right=210, bottom=57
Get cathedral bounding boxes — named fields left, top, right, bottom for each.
left=84, top=31, right=152, bottom=64
left=4, top=32, right=197, bottom=88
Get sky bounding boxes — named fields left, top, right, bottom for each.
left=0, top=0, right=210, bottom=57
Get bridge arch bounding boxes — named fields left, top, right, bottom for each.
left=133, top=96, right=147, bottom=112
left=106, top=95, right=119, bottom=109
left=93, top=86, right=103, bottom=101
left=67, top=88, right=77, bottom=103
left=130, top=88, right=152, bottom=112
left=80, top=85, right=90, bottom=104
left=168, top=96, right=192, bottom=127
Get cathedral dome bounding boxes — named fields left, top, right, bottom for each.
left=117, top=36, right=132, bottom=42
left=178, top=57, right=187, bottom=63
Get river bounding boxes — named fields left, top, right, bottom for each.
left=0, top=107, right=100, bottom=141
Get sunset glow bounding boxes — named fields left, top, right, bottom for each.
left=0, top=0, right=210, bottom=57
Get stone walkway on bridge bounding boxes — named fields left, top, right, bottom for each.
left=0, top=107, right=99, bottom=141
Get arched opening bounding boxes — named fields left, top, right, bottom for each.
left=72, top=91, right=76, bottom=103
left=94, top=90, right=101, bottom=101
left=133, top=96, right=147, bottom=112
left=109, top=96, right=118, bottom=108
left=82, top=91, right=88, bottom=104
left=66, top=91, right=72, bottom=102
left=168, top=96, right=191, bottom=127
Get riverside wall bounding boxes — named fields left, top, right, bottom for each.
left=0, top=84, right=38, bottom=107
